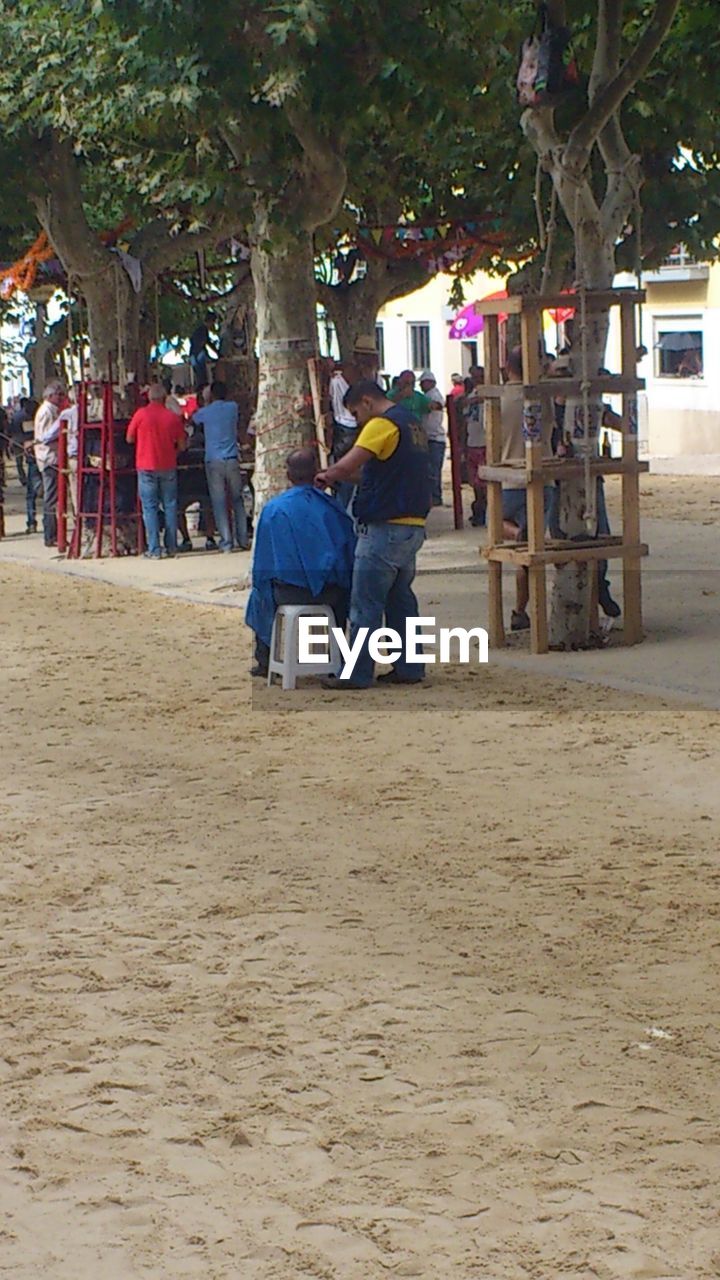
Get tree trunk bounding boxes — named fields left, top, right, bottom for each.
left=549, top=231, right=614, bottom=648
left=251, top=213, right=318, bottom=506
left=82, top=266, right=143, bottom=384
left=318, top=257, right=429, bottom=367
left=320, top=279, right=383, bottom=366
left=215, top=266, right=258, bottom=428
left=24, top=303, right=60, bottom=394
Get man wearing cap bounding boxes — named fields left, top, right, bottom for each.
left=418, top=371, right=447, bottom=507
left=352, top=334, right=381, bottom=381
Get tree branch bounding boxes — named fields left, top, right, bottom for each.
left=566, top=0, right=679, bottom=172
left=132, top=211, right=242, bottom=278
left=589, top=0, right=624, bottom=102
left=522, top=107, right=601, bottom=234
left=284, top=99, right=346, bottom=231
left=31, top=132, right=109, bottom=281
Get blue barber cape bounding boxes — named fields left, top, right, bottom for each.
left=245, top=485, right=356, bottom=647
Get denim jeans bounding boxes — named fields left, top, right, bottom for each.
left=205, top=458, right=249, bottom=551
left=138, top=469, right=178, bottom=555
left=26, top=457, right=42, bottom=528
left=331, top=425, right=358, bottom=513
left=39, top=461, right=58, bottom=545
left=346, top=523, right=426, bottom=687
left=596, top=476, right=611, bottom=594
left=427, top=438, right=446, bottom=505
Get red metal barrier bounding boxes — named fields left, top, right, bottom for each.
left=57, top=419, right=68, bottom=554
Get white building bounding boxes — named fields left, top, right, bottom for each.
left=377, top=253, right=720, bottom=471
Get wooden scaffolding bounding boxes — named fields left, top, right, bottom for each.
left=476, top=287, right=648, bottom=654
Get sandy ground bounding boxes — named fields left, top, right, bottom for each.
left=604, top=474, right=720, bottom=526
left=2, top=561, right=720, bottom=1279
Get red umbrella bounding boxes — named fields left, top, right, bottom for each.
left=547, top=290, right=575, bottom=325
left=475, top=288, right=509, bottom=325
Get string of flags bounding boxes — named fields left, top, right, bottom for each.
left=357, top=218, right=506, bottom=272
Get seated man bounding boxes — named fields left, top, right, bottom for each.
left=246, top=448, right=355, bottom=677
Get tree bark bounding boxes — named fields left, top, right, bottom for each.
left=215, top=264, right=258, bottom=430
left=223, top=102, right=346, bottom=508
left=81, top=263, right=144, bottom=383
left=318, top=257, right=428, bottom=366
left=519, top=1, right=679, bottom=647
left=251, top=216, right=318, bottom=503
left=32, top=131, right=238, bottom=385
left=24, top=303, right=61, bottom=394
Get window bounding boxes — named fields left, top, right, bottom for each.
left=654, top=317, right=704, bottom=379
left=408, top=322, right=431, bottom=371
left=461, top=340, right=478, bottom=375
left=375, top=322, right=385, bottom=372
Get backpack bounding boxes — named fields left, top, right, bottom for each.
left=517, top=4, right=579, bottom=108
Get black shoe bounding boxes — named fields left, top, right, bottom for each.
left=599, top=588, right=621, bottom=619
left=511, top=609, right=530, bottom=632
left=205, top=537, right=218, bottom=551
left=376, top=670, right=423, bottom=685
left=179, top=539, right=193, bottom=553
left=26, top=523, right=38, bottom=534
left=320, top=675, right=370, bottom=691
left=250, top=664, right=268, bottom=678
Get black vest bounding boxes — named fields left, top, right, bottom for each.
left=353, top=404, right=432, bottom=524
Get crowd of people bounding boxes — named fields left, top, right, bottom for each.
left=1, top=330, right=622, bottom=683
left=0, top=375, right=253, bottom=558
left=245, top=342, right=623, bottom=686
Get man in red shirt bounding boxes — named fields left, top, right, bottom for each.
left=126, top=383, right=187, bottom=558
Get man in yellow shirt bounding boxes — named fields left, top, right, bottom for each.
left=315, top=380, right=432, bottom=688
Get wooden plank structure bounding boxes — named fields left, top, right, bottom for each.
left=307, top=357, right=329, bottom=469
left=475, top=287, right=648, bottom=654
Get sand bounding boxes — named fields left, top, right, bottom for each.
left=1, top=561, right=720, bottom=1279
left=604, top=473, right=720, bottom=526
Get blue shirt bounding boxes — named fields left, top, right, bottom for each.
left=194, top=400, right=239, bottom=461
left=245, top=486, right=356, bottom=647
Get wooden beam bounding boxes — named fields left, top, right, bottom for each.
left=525, top=288, right=645, bottom=313
left=307, top=358, right=328, bottom=469
left=483, top=314, right=505, bottom=648
left=476, top=460, right=649, bottom=486
left=475, top=296, right=522, bottom=317
left=485, top=542, right=649, bottom=567
left=530, top=458, right=649, bottom=481
left=620, top=300, right=643, bottom=645
left=471, top=375, right=645, bottom=400
left=521, top=312, right=548, bottom=655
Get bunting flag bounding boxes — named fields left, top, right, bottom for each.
left=356, top=217, right=506, bottom=270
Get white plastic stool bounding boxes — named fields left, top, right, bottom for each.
left=267, top=604, right=342, bottom=690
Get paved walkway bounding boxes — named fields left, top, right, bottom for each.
left=2, top=479, right=718, bottom=708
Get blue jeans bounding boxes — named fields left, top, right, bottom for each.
left=190, top=352, right=208, bottom=389
left=205, top=458, right=249, bottom=550
left=138, top=469, right=178, bottom=556
left=596, top=476, right=611, bottom=593
left=26, top=457, right=42, bottom=528
left=346, top=523, right=426, bottom=687
left=331, top=425, right=358, bottom=512
left=427, top=439, right=446, bottom=505
left=39, top=462, right=58, bottom=545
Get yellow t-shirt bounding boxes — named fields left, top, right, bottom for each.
left=355, top=416, right=426, bottom=526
